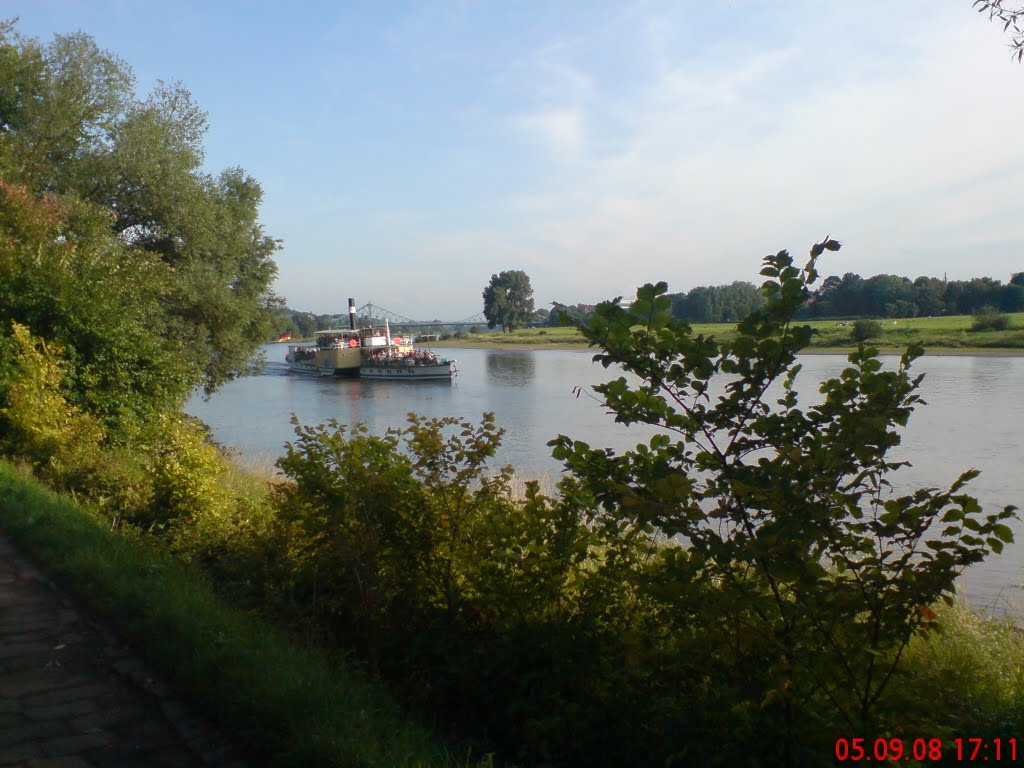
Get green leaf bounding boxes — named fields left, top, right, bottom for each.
left=992, top=523, right=1014, bottom=543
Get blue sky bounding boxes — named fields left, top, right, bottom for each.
left=10, top=1, right=1024, bottom=319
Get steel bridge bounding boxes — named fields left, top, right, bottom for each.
left=348, top=303, right=487, bottom=330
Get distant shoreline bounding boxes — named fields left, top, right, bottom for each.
left=800, top=347, right=1024, bottom=357
left=429, top=340, right=1024, bottom=356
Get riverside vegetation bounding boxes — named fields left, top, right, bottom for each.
left=2, top=23, right=1023, bottom=768
left=433, top=311, right=1024, bottom=351
left=3, top=227, right=1024, bottom=765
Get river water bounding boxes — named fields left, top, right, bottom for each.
left=187, top=345, right=1024, bottom=613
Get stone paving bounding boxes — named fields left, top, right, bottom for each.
left=0, top=532, right=254, bottom=768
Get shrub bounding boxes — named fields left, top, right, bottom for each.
left=142, top=414, right=228, bottom=531
left=553, top=238, right=1017, bottom=765
left=851, top=317, right=883, bottom=341
left=971, top=306, right=1012, bottom=331
left=0, top=182, right=197, bottom=440
left=0, top=321, right=105, bottom=486
left=274, top=418, right=434, bottom=671
left=272, top=412, right=631, bottom=763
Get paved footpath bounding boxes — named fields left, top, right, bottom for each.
left=0, top=532, right=254, bottom=768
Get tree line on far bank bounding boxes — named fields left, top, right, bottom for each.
left=271, top=308, right=474, bottom=340
left=276, top=268, right=1024, bottom=340
left=552, top=270, right=1024, bottom=327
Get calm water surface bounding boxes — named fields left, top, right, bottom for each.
left=187, top=345, right=1024, bottom=613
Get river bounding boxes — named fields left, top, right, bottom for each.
left=187, top=345, right=1024, bottom=613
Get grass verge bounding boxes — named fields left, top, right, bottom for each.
left=896, top=601, right=1024, bottom=739
left=0, top=460, right=488, bottom=768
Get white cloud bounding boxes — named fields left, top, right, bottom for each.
left=516, top=107, right=586, bottom=157
left=490, top=3, right=1024, bottom=303
left=203, top=2, right=1024, bottom=315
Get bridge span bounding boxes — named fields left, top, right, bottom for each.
left=349, top=302, right=488, bottom=329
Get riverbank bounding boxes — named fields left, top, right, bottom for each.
left=432, top=340, right=1024, bottom=355
left=430, top=312, right=1024, bottom=353
left=0, top=530, right=252, bottom=767
left=0, top=461, right=486, bottom=768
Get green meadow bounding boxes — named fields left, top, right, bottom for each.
left=435, top=313, right=1024, bottom=352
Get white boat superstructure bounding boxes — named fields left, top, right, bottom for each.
left=358, top=318, right=455, bottom=380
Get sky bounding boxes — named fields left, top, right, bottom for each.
left=9, top=1, right=1024, bottom=319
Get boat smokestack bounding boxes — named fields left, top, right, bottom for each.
left=348, top=298, right=356, bottom=330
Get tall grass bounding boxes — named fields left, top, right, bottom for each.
left=888, top=600, right=1024, bottom=740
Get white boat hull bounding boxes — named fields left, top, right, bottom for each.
left=359, top=361, right=456, bottom=380
left=286, top=360, right=335, bottom=376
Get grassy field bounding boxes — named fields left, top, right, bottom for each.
left=432, top=313, right=1024, bottom=353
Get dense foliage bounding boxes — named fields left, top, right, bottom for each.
left=554, top=238, right=1017, bottom=763
left=972, top=306, right=1013, bottom=331
left=799, top=272, right=1024, bottom=319
left=850, top=317, right=884, bottom=342
left=666, top=271, right=1024, bottom=323
left=271, top=307, right=321, bottom=339
left=546, top=301, right=598, bottom=327
left=250, top=239, right=1018, bottom=766
left=669, top=279, right=765, bottom=322
left=0, top=22, right=280, bottom=403
left=0, top=181, right=192, bottom=436
left=482, top=269, right=535, bottom=332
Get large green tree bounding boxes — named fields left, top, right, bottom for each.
left=0, top=22, right=279, bottom=397
left=482, top=270, right=534, bottom=332
left=0, top=180, right=193, bottom=437
left=670, top=280, right=763, bottom=323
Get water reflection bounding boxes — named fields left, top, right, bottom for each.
left=486, top=350, right=536, bottom=386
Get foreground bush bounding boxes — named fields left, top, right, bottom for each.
left=892, top=601, right=1024, bottom=740
left=273, top=413, right=648, bottom=763
left=552, top=238, right=1017, bottom=765
left=241, top=239, right=1019, bottom=766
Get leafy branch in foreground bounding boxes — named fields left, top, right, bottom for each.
left=551, top=237, right=1018, bottom=765
left=975, top=0, right=1024, bottom=61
